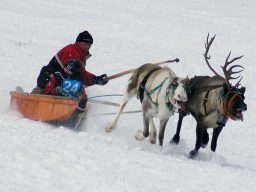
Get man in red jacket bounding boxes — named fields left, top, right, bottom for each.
left=35, top=30, right=108, bottom=89
left=32, top=30, right=108, bottom=129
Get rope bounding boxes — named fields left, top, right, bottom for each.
left=85, top=94, right=123, bottom=100
left=88, top=110, right=142, bottom=117
left=88, top=99, right=120, bottom=107
left=62, top=89, right=123, bottom=101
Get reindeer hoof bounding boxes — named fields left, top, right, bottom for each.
left=105, top=121, right=116, bottom=133
left=135, top=130, right=145, bottom=141
left=170, top=134, right=180, bottom=145
left=149, top=132, right=156, bottom=144
left=189, top=149, right=198, bottom=158
left=201, top=143, right=208, bottom=148
left=150, top=139, right=156, bottom=144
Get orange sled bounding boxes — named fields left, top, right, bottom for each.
left=10, top=91, right=79, bottom=122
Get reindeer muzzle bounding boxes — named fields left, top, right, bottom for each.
left=224, top=93, right=246, bottom=122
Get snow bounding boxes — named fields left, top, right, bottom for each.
left=1, top=0, right=256, bottom=191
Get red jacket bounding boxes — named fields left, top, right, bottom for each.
left=56, top=42, right=95, bottom=86
left=44, top=75, right=59, bottom=95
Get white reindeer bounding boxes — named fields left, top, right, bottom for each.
left=106, top=63, right=188, bottom=146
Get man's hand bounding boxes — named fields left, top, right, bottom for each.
left=93, top=74, right=109, bottom=85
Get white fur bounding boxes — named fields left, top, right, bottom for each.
left=149, top=118, right=157, bottom=144
left=106, top=64, right=187, bottom=145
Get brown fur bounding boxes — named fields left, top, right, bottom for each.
left=171, top=75, right=247, bottom=157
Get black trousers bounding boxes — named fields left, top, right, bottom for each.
left=37, top=56, right=62, bottom=88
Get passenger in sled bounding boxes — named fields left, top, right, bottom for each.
left=32, top=30, right=109, bottom=129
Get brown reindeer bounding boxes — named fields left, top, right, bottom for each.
left=171, top=34, right=247, bottom=157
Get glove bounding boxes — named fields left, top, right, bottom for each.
left=93, top=74, right=109, bottom=85
left=56, top=86, right=62, bottom=94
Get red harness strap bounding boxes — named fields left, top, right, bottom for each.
left=223, top=94, right=242, bottom=121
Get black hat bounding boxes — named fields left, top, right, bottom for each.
left=76, top=31, right=93, bottom=44
left=65, top=58, right=82, bottom=74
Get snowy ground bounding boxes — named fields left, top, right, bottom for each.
left=1, top=0, right=256, bottom=191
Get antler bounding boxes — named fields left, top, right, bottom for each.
left=222, top=52, right=244, bottom=88
left=203, top=33, right=244, bottom=88
left=204, top=34, right=224, bottom=79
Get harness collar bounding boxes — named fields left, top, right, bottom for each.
left=142, top=78, right=179, bottom=114
left=223, top=92, right=242, bottom=121
left=138, top=69, right=188, bottom=114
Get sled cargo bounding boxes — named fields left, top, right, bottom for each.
left=9, top=91, right=78, bottom=122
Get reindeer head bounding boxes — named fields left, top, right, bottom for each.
left=204, top=34, right=247, bottom=121
left=168, top=77, right=189, bottom=111
left=222, top=84, right=247, bottom=121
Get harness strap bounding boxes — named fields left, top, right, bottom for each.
left=145, top=83, right=164, bottom=96
left=223, top=93, right=242, bottom=120
left=165, top=87, right=174, bottom=114
left=138, top=67, right=161, bottom=103
left=203, top=90, right=211, bottom=115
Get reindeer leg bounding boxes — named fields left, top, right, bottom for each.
left=105, top=88, right=135, bottom=133
left=135, top=111, right=150, bottom=141
left=158, top=119, right=169, bottom=146
left=171, top=113, right=184, bottom=144
left=201, top=129, right=209, bottom=148
left=211, top=125, right=223, bottom=152
left=190, top=125, right=203, bottom=157
left=149, top=118, right=157, bottom=144
left=105, top=101, right=127, bottom=133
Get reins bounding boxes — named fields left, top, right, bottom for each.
left=62, top=91, right=124, bottom=101
left=61, top=92, right=143, bottom=116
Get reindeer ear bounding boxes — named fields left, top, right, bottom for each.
left=240, top=86, right=246, bottom=94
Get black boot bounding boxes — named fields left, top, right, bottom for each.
left=77, top=99, right=87, bottom=110
left=66, top=99, right=88, bottom=129
left=66, top=108, right=87, bottom=129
